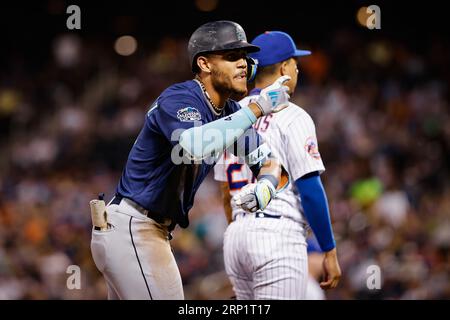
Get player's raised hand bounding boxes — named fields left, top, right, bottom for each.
left=232, top=179, right=276, bottom=212
left=251, top=75, right=291, bottom=115
left=320, top=248, right=342, bottom=290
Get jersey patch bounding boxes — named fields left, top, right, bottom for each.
left=176, top=107, right=201, bottom=122
left=305, top=136, right=321, bottom=160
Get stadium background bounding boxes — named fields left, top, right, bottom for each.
left=0, top=0, right=449, bottom=299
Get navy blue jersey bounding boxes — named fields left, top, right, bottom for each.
left=116, top=80, right=261, bottom=228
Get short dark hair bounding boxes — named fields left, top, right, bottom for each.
left=192, top=55, right=201, bottom=74
left=255, top=57, right=296, bottom=82
left=255, top=61, right=282, bottom=79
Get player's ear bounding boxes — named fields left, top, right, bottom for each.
left=197, top=56, right=212, bottom=74
left=280, top=59, right=290, bottom=76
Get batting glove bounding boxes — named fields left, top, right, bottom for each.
left=232, top=179, right=276, bottom=213
left=251, top=75, right=291, bottom=115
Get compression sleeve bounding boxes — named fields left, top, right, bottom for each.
left=179, top=106, right=257, bottom=160
left=295, top=171, right=336, bottom=252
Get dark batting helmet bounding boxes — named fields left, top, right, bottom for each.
left=188, top=20, right=260, bottom=75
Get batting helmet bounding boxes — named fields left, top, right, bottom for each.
left=188, top=20, right=260, bottom=76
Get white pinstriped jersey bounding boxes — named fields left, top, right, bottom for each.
left=214, top=95, right=325, bottom=226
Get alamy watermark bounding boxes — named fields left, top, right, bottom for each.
left=366, top=5, right=381, bottom=29
left=66, top=264, right=81, bottom=290
left=66, top=5, right=81, bottom=30
left=366, top=264, right=381, bottom=290
left=169, top=122, right=265, bottom=166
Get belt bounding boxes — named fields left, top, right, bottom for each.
left=111, top=195, right=172, bottom=226
left=256, top=212, right=281, bottom=219
left=233, top=212, right=282, bottom=221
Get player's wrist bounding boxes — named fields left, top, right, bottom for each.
left=324, top=247, right=337, bottom=256
left=257, top=174, right=279, bottom=190
left=251, top=95, right=272, bottom=116
left=248, top=102, right=263, bottom=118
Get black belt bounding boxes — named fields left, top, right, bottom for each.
left=233, top=212, right=282, bottom=221
left=256, top=212, right=282, bottom=219
left=111, top=195, right=171, bottom=226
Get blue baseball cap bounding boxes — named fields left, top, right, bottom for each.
left=249, top=31, right=311, bottom=67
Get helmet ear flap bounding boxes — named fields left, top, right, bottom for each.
left=246, top=57, right=258, bottom=82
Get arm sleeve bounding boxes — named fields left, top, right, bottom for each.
left=179, top=106, right=257, bottom=160
left=295, top=171, right=336, bottom=252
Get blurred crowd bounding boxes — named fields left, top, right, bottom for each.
left=0, top=26, right=449, bottom=299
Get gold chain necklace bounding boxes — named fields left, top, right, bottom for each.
left=195, top=76, right=224, bottom=115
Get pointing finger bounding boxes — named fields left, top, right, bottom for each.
left=276, top=75, right=291, bottom=85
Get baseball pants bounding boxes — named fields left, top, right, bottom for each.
left=90, top=198, right=184, bottom=300
left=223, top=213, right=308, bottom=300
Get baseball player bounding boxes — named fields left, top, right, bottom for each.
left=214, top=31, right=341, bottom=299
left=90, top=21, right=292, bottom=300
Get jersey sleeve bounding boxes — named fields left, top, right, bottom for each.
left=152, top=94, right=206, bottom=146
left=284, top=113, right=325, bottom=181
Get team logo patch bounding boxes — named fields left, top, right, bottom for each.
left=176, top=107, right=201, bottom=122
left=305, top=137, right=321, bottom=160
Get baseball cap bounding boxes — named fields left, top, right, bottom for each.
left=250, top=31, right=311, bottom=67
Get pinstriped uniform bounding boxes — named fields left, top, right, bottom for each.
left=214, top=95, right=325, bottom=299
